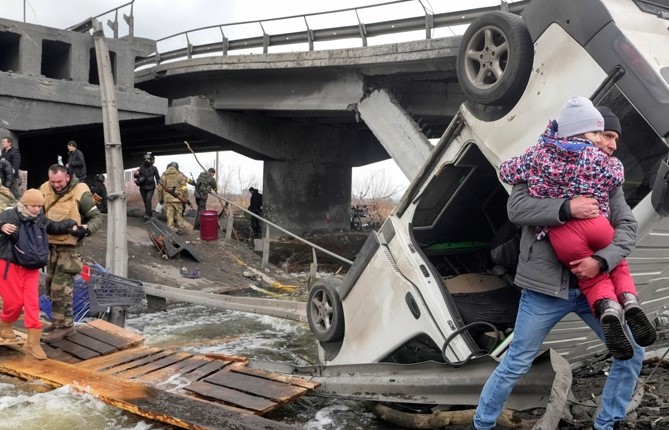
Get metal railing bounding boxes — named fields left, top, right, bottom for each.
left=209, top=192, right=353, bottom=287
left=135, top=0, right=529, bottom=69
left=67, top=0, right=135, bottom=38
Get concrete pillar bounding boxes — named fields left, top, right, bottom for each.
left=263, top=160, right=351, bottom=234
left=70, top=38, right=89, bottom=83
left=357, top=88, right=433, bottom=180
left=19, top=31, right=41, bottom=75
left=111, top=36, right=158, bottom=88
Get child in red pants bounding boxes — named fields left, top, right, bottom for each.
left=0, top=189, right=76, bottom=359
left=500, top=97, right=656, bottom=360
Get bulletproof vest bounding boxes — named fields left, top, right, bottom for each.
left=163, top=170, right=181, bottom=192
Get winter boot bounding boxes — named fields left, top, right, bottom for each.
left=595, top=299, right=633, bottom=360
left=41, top=320, right=75, bottom=343
left=618, top=292, right=657, bottom=347
left=464, top=421, right=479, bottom=430
left=0, top=320, right=16, bottom=340
left=22, top=328, right=47, bottom=360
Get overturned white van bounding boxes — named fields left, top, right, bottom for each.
left=307, top=0, right=669, bottom=369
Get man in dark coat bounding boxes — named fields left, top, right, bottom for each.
left=248, top=187, right=263, bottom=237
left=65, top=140, right=87, bottom=182
left=0, top=159, right=15, bottom=193
left=133, top=153, right=161, bottom=220
left=1, top=136, right=21, bottom=198
left=88, top=174, right=108, bottom=214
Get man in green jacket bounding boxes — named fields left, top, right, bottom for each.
left=39, top=164, right=103, bottom=342
left=193, top=168, right=217, bottom=231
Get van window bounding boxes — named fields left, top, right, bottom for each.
left=599, top=87, right=668, bottom=208
left=412, top=144, right=508, bottom=249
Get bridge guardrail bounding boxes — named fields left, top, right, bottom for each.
left=67, top=0, right=135, bottom=38
left=134, top=0, right=529, bottom=70
left=209, top=191, right=353, bottom=287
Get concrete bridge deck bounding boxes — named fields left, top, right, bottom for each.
left=0, top=2, right=528, bottom=232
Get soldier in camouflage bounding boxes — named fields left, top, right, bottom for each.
left=156, top=161, right=193, bottom=234
left=193, top=168, right=217, bottom=230
left=39, top=164, right=102, bottom=342
left=0, top=184, right=15, bottom=211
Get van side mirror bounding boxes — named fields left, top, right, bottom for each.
left=651, top=157, right=669, bottom=217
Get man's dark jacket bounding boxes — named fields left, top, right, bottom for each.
left=136, top=164, right=160, bottom=190
left=67, top=149, right=87, bottom=179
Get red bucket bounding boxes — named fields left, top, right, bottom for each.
left=199, top=210, right=219, bottom=241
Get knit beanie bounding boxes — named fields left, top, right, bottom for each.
left=596, top=106, right=622, bottom=137
left=21, top=188, right=45, bottom=206
left=557, top=97, right=604, bottom=138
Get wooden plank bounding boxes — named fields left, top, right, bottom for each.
left=66, top=332, right=118, bottom=355
left=0, top=339, right=24, bottom=346
left=204, top=370, right=305, bottom=401
left=204, top=352, right=249, bottom=363
left=0, top=331, right=26, bottom=346
left=76, top=324, right=132, bottom=349
left=137, top=354, right=211, bottom=385
left=234, top=367, right=320, bottom=390
left=42, top=343, right=81, bottom=364
left=79, top=346, right=163, bottom=371
left=102, top=349, right=175, bottom=376
left=86, top=319, right=144, bottom=347
left=182, top=359, right=231, bottom=383
left=186, top=380, right=277, bottom=413
left=113, top=351, right=191, bottom=380
left=51, top=339, right=100, bottom=360
left=0, top=356, right=301, bottom=429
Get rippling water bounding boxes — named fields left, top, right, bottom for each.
left=0, top=303, right=400, bottom=430
left=0, top=377, right=157, bottom=430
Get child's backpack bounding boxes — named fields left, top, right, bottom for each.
left=11, top=219, right=49, bottom=269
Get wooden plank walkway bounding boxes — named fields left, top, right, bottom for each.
left=0, top=319, right=317, bottom=429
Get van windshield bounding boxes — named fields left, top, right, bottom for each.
left=599, top=86, right=668, bottom=208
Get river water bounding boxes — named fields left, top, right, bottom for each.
left=0, top=303, right=396, bottom=430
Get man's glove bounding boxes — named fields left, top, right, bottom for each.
left=46, top=219, right=78, bottom=235
left=68, top=225, right=89, bottom=238
left=61, top=219, right=78, bottom=229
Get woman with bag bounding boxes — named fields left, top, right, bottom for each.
left=0, top=189, right=77, bottom=359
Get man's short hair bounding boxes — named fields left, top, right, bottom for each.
left=249, top=187, right=255, bottom=192
left=48, top=164, right=69, bottom=175
left=67, top=140, right=77, bottom=148
left=2, top=136, right=12, bottom=144
left=208, top=168, right=215, bottom=174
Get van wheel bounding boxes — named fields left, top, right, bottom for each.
left=307, top=284, right=344, bottom=343
left=456, top=11, right=533, bottom=106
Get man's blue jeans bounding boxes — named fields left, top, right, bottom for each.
left=473, top=288, right=644, bottom=430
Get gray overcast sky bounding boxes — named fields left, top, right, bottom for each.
left=0, top=0, right=504, bottom=193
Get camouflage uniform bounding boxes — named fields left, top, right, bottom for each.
left=40, top=176, right=102, bottom=328
left=193, top=170, right=218, bottom=230
left=0, top=185, right=16, bottom=211
left=156, top=166, right=191, bottom=231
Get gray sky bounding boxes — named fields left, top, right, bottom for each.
left=0, top=0, right=505, bottom=193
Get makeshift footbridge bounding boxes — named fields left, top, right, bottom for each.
left=0, top=317, right=570, bottom=430
left=0, top=319, right=315, bottom=429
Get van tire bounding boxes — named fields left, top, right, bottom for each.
left=456, top=11, right=533, bottom=107
left=307, top=284, right=345, bottom=343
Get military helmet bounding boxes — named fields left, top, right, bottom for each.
left=167, top=161, right=179, bottom=169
